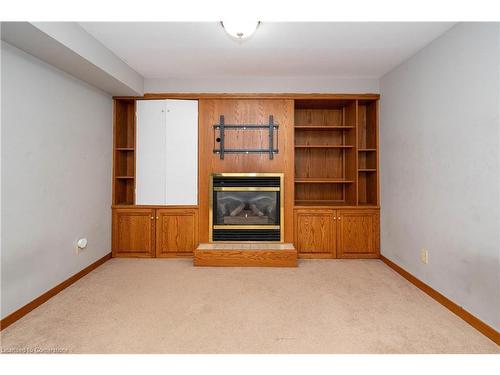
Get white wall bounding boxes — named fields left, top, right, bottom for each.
left=1, top=42, right=112, bottom=318
left=144, top=76, right=379, bottom=94
left=1, top=22, right=144, bottom=96
left=30, top=22, right=144, bottom=94
left=380, top=23, right=500, bottom=330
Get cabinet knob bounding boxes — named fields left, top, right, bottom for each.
left=156, top=216, right=159, bottom=220
left=333, top=217, right=336, bottom=220
left=150, top=217, right=154, bottom=220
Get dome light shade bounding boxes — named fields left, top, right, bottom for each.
left=221, top=21, right=260, bottom=40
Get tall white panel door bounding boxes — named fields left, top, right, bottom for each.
left=136, top=100, right=167, bottom=205
left=165, top=100, right=198, bottom=205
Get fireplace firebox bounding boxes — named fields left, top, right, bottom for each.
left=209, top=173, right=284, bottom=242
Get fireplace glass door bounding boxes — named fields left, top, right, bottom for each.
left=213, top=190, right=280, bottom=227
left=210, top=174, right=283, bottom=241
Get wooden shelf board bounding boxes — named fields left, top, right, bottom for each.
left=295, top=145, right=354, bottom=149
left=295, top=178, right=353, bottom=184
left=115, top=176, right=135, bottom=179
left=115, top=148, right=135, bottom=151
left=358, top=169, right=377, bottom=172
left=294, top=126, right=354, bottom=130
left=358, top=148, right=376, bottom=152
left=294, top=200, right=353, bottom=206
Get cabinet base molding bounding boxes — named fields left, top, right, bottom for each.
left=0, top=253, right=111, bottom=331
left=381, top=255, right=500, bottom=345
left=194, top=243, right=297, bottom=267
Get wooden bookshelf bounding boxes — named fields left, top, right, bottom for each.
left=294, top=98, right=378, bottom=207
left=113, top=99, right=136, bottom=205
left=357, top=100, right=378, bottom=205
left=294, top=99, right=358, bottom=206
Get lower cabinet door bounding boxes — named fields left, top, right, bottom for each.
left=294, top=209, right=336, bottom=257
left=337, top=209, right=380, bottom=258
left=155, top=208, right=198, bottom=256
left=112, top=208, right=155, bottom=257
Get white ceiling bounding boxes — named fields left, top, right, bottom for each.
left=79, top=22, right=455, bottom=79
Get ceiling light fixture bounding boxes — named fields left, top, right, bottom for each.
left=221, top=21, right=260, bottom=40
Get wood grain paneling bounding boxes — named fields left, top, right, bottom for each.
left=156, top=208, right=198, bottom=256
left=295, top=148, right=344, bottom=178
left=294, top=108, right=344, bottom=127
left=337, top=209, right=379, bottom=258
left=295, top=183, right=344, bottom=203
left=198, top=99, right=294, bottom=243
left=112, top=208, right=154, bottom=257
left=294, top=208, right=336, bottom=255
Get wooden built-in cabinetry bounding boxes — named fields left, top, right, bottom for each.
left=293, top=99, right=378, bottom=206
left=113, top=99, right=136, bottom=205
left=155, top=208, right=199, bottom=256
left=112, top=207, right=198, bottom=257
left=112, top=208, right=154, bottom=257
left=197, top=99, right=295, bottom=243
left=357, top=100, right=378, bottom=205
left=112, top=94, right=380, bottom=261
left=294, top=208, right=380, bottom=259
left=294, top=209, right=336, bottom=257
left=293, top=97, right=379, bottom=258
left=336, top=209, right=380, bottom=258
left=112, top=98, right=199, bottom=258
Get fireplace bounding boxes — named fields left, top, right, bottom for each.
left=209, top=173, right=284, bottom=242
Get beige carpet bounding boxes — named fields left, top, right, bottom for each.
left=1, top=259, right=498, bottom=354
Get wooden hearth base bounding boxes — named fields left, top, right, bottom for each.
left=194, top=243, right=297, bottom=267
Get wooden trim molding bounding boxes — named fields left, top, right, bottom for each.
left=111, top=204, right=199, bottom=209
left=113, top=93, right=381, bottom=100
left=0, top=253, right=112, bottom=331
left=381, top=255, right=500, bottom=345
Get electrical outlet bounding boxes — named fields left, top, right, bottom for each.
left=420, top=248, right=429, bottom=264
